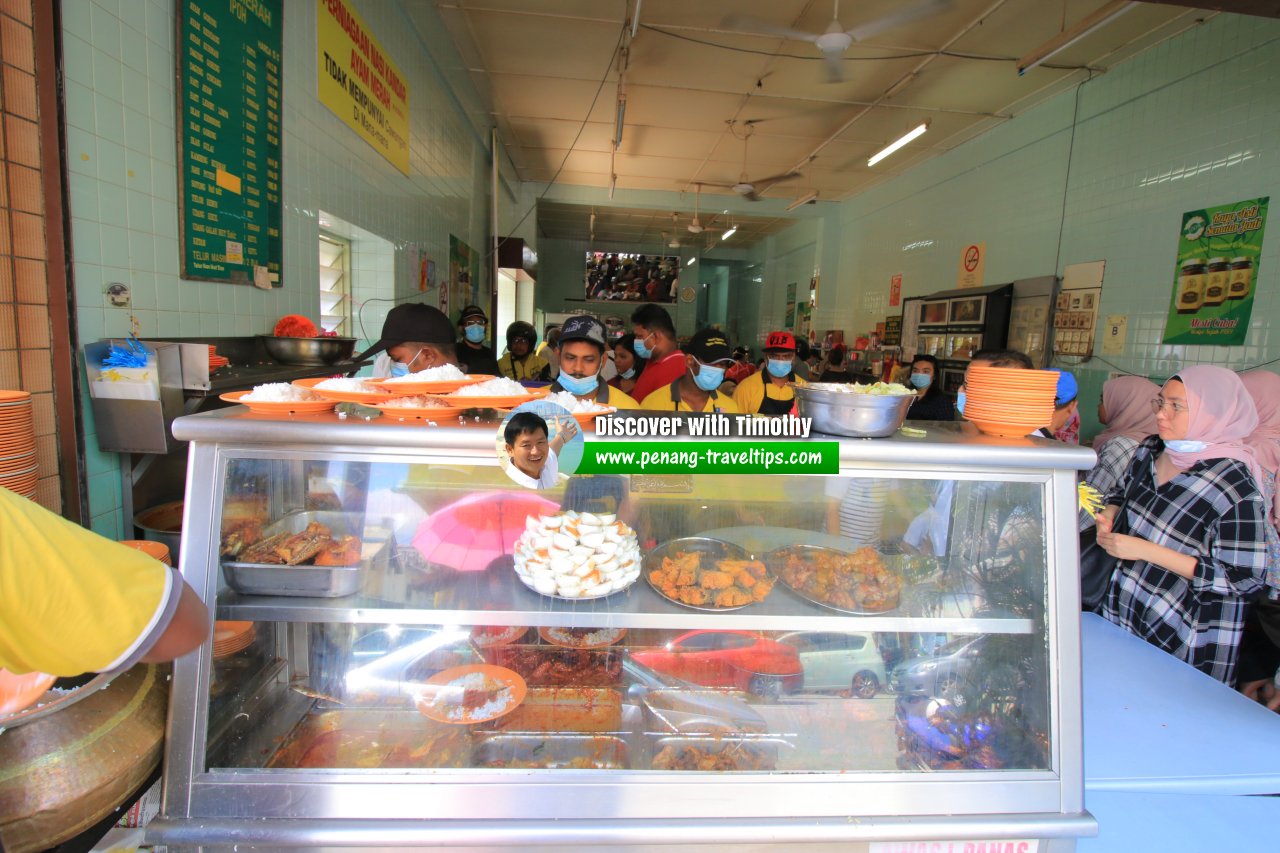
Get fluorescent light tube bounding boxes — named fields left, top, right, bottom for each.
left=868, top=121, right=929, bottom=167
left=721, top=225, right=738, bottom=241
left=686, top=256, right=697, bottom=266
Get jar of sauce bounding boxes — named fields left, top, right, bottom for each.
left=1227, top=257, right=1253, bottom=300
left=1176, top=259, right=1206, bottom=313
left=1203, top=257, right=1230, bottom=306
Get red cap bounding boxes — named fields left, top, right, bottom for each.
left=765, top=331, right=796, bottom=351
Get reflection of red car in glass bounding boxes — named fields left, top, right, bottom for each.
left=630, top=631, right=803, bottom=698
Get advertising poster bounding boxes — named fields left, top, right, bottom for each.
left=889, top=273, right=902, bottom=307
left=1163, top=196, right=1267, bottom=346
left=317, top=0, right=411, bottom=175
left=449, top=235, right=476, bottom=319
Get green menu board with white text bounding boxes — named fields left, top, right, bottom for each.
left=176, top=0, right=283, bottom=285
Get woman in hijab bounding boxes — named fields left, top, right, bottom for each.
left=1237, top=370, right=1280, bottom=708
left=1080, top=376, right=1160, bottom=529
left=1094, top=365, right=1269, bottom=686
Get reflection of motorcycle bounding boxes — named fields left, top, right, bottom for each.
left=898, top=696, right=996, bottom=769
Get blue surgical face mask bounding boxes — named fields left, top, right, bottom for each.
left=558, top=371, right=599, bottom=396
left=633, top=332, right=654, bottom=359
left=766, top=358, right=792, bottom=379
left=956, top=390, right=966, bottom=416
left=390, top=361, right=410, bottom=378
left=464, top=325, right=486, bottom=344
left=692, top=362, right=725, bottom=392
left=1164, top=439, right=1207, bottom=452
left=910, top=373, right=932, bottom=389
left=620, top=367, right=636, bottom=380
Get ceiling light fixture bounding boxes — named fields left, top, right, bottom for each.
left=686, top=256, right=697, bottom=267
left=785, top=191, right=819, bottom=212
left=867, top=121, right=929, bottom=167
left=721, top=224, right=738, bottom=241
left=1017, top=0, right=1136, bottom=76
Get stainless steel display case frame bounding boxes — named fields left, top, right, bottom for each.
left=151, top=409, right=1096, bottom=849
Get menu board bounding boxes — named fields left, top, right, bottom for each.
left=176, top=0, right=283, bottom=285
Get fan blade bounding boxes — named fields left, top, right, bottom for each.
left=722, top=14, right=821, bottom=43
left=846, top=0, right=951, bottom=43
left=822, top=49, right=845, bottom=83
left=739, top=188, right=760, bottom=202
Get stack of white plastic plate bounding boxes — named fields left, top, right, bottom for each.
left=0, top=390, right=37, bottom=499
left=833, top=477, right=889, bottom=546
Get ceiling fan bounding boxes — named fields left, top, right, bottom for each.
left=683, top=184, right=724, bottom=234
left=723, top=0, right=952, bottom=83
left=705, top=127, right=800, bottom=202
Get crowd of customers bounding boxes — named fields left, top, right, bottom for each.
left=586, top=253, right=678, bottom=303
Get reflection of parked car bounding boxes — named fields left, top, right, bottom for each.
left=622, top=655, right=767, bottom=734
left=631, top=631, right=803, bottom=698
left=891, top=635, right=985, bottom=702
left=778, top=631, right=886, bottom=698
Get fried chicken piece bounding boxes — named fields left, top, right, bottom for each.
left=314, top=535, right=361, bottom=566
left=274, top=522, right=333, bottom=565
left=713, top=588, right=751, bottom=607
left=238, top=532, right=291, bottom=564
left=751, top=578, right=774, bottom=601
left=699, top=570, right=733, bottom=590
left=677, top=587, right=708, bottom=606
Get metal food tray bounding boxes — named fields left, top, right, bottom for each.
left=483, top=645, right=623, bottom=688
left=472, top=734, right=628, bottom=770
left=222, top=511, right=391, bottom=598
left=265, top=709, right=472, bottom=769
left=648, top=736, right=789, bottom=772
left=642, top=537, right=767, bottom=612
left=480, top=687, right=623, bottom=734
left=767, top=543, right=901, bottom=615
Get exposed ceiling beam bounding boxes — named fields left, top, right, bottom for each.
left=1140, top=0, right=1280, bottom=17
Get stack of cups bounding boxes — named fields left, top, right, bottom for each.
left=962, top=366, right=1058, bottom=438
left=0, top=390, right=37, bottom=499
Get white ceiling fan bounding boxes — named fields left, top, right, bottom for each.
left=723, top=0, right=952, bottom=83
left=705, top=126, right=801, bottom=202
left=684, top=184, right=724, bottom=234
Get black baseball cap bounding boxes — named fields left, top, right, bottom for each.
left=558, top=315, right=607, bottom=350
left=688, top=328, right=733, bottom=364
left=361, top=303, right=454, bottom=359
left=458, top=305, right=488, bottom=326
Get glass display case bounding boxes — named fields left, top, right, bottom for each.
left=149, top=408, right=1096, bottom=850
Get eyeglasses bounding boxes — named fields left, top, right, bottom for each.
left=1150, top=396, right=1188, bottom=415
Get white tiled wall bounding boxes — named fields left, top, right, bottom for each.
left=833, top=13, right=1280, bottom=439
left=62, top=0, right=494, bottom=535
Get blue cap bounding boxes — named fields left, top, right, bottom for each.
left=1051, top=369, right=1078, bottom=406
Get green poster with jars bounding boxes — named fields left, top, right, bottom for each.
left=1163, top=196, right=1267, bottom=346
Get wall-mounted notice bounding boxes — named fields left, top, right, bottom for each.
left=1163, top=196, right=1267, bottom=346
left=317, top=0, right=411, bottom=175
left=177, top=0, right=283, bottom=285
left=956, top=242, right=986, bottom=289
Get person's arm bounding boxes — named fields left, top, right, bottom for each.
left=140, top=579, right=210, bottom=663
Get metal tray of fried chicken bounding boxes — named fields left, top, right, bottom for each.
left=472, top=734, right=629, bottom=770
left=647, top=736, right=790, bottom=772
left=221, top=510, right=391, bottom=597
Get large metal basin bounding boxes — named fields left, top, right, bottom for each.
left=258, top=335, right=357, bottom=366
left=794, top=383, right=914, bottom=438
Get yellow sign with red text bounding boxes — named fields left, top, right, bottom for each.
left=316, top=0, right=410, bottom=174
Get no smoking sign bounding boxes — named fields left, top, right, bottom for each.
left=956, top=241, right=987, bottom=289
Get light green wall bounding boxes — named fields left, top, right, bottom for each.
left=828, top=13, right=1280, bottom=440
left=63, top=0, right=498, bottom=535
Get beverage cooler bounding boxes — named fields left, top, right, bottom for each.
left=902, top=284, right=1014, bottom=394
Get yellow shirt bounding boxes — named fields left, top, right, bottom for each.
left=0, top=489, right=176, bottom=675
left=599, top=386, right=641, bottom=411
left=497, top=351, right=550, bottom=381
left=641, top=382, right=741, bottom=414
left=732, top=370, right=805, bottom=413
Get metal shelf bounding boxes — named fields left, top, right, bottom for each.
left=214, top=562, right=1035, bottom=634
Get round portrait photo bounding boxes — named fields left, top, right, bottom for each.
left=495, top=400, right=584, bottom=490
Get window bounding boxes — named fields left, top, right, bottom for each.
left=319, top=233, right=351, bottom=335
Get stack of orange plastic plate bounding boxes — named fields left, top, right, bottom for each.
left=208, top=345, right=229, bottom=372
left=962, top=365, right=1058, bottom=438
left=212, top=621, right=256, bottom=659
left=119, top=539, right=172, bottom=565
left=0, top=668, right=57, bottom=715
left=0, top=390, right=37, bottom=499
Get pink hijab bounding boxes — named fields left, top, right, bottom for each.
left=1240, top=370, right=1280, bottom=521
left=1093, top=376, right=1159, bottom=452
left=1163, top=366, right=1263, bottom=491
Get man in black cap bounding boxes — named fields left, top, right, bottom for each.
left=640, top=327, right=739, bottom=413
left=360, top=302, right=460, bottom=378
left=549, top=315, right=641, bottom=410
left=456, top=305, right=500, bottom=375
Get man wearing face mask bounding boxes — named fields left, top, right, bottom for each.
left=733, top=331, right=806, bottom=415
left=628, top=303, right=686, bottom=403
left=456, top=305, right=500, bottom=376
left=497, top=321, right=550, bottom=381
left=549, top=316, right=642, bottom=410
left=361, top=302, right=461, bottom=379
left=641, top=327, right=741, bottom=414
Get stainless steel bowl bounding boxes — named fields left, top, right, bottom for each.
left=793, top=384, right=914, bottom=437
left=259, top=334, right=357, bottom=366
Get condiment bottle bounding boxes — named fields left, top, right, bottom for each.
left=1176, top=259, right=1206, bottom=314
left=1203, top=257, right=1230, bottom=306
left=1227, top=257, right=1253, bottom=300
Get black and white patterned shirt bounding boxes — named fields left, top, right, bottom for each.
left=1100, top=436, right=1268, bottom=686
